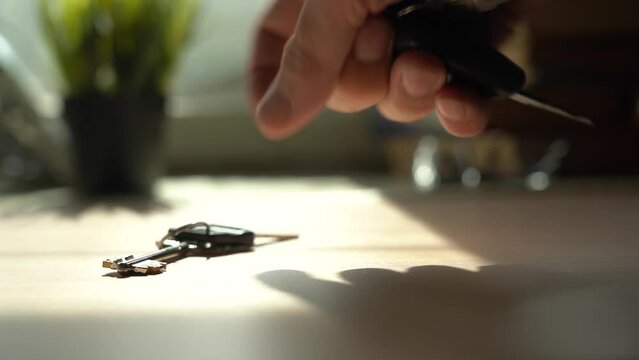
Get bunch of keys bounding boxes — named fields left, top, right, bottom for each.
left=102, top=223, right=298, bottom=276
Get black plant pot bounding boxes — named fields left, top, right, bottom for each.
left=65, top=95, right=167, bottom=196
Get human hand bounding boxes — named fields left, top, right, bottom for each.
left=248, top=0, right=528, bottom=140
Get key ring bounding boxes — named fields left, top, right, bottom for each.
left=156, top=222, right=210, bottom=248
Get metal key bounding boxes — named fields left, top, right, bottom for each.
left=102, top=240, right=190, bottom=275
left=103, top=223, right=298, bottom=276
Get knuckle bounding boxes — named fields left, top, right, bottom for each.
left=341, top=0, right=396, bottom=28
left=378, top=105, right=423, bottom=123
left=378, top=98, right=435, bottom=122
left=280, top=36, right=326, bottom=82
left=342, top=1, right=368, bottom=28
left=366, top=0, right=398, bottom=14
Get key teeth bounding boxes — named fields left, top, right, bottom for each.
left=125, top=260, right=168, bottom=276
left=103, top=258, right=167, bottom=275
left=102, top=256, right=134, bottom=270
left=134, top=265, right=167, bottom=275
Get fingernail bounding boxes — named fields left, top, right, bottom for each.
left=354, top=22, right=391, bottom=63
left=257, top=87, right=292, bottom=130
left=401, top=67, right=444, bottom=98
left=437, top=98, right=468, bottom=122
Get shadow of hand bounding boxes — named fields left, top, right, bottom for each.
left=258, top=264, right=639, bottom=360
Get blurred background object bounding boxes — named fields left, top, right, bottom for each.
left=0, top=33, right=69, bottom=193
left=489, top=0, right=639, bottom=177
left=40, top=0, right=199, bottom=98
left=0, top=0, right=637, bottom=196
left=40, top=0, right=199, bottom=196
left=380, top=0, right=639, bottom=190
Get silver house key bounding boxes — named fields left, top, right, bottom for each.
left=102, top=241, right=189, bottom=275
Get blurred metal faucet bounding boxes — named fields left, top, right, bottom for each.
left=412, top=131, right=571, bottom=192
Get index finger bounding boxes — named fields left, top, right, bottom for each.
left=254, top=0, right=400, bottom=139
left=249, top=0, right=304, bottom=110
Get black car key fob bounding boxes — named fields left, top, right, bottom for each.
left=173, top=224, right=256, bottom=247
left=383, top=0, right=593, bottom=125
left=384, top=0, right=526, bottom=97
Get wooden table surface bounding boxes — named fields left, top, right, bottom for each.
left=1, top=177, right=638, bottom=360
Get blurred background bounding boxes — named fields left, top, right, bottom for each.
left=0, top=0, right=638, bottom=196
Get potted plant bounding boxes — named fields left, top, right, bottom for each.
left=41, top=0, right=198, bottom=196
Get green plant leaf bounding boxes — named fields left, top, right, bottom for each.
left=40, top=0, right=199, bottom=98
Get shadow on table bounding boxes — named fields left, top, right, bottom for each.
left=376, top=184, right=639, bottom=263
left=258, top=263, right=639, bottom=360
left=265, top=183, right=639, bottom=359
left=3, top=264, right=637, bottom=360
